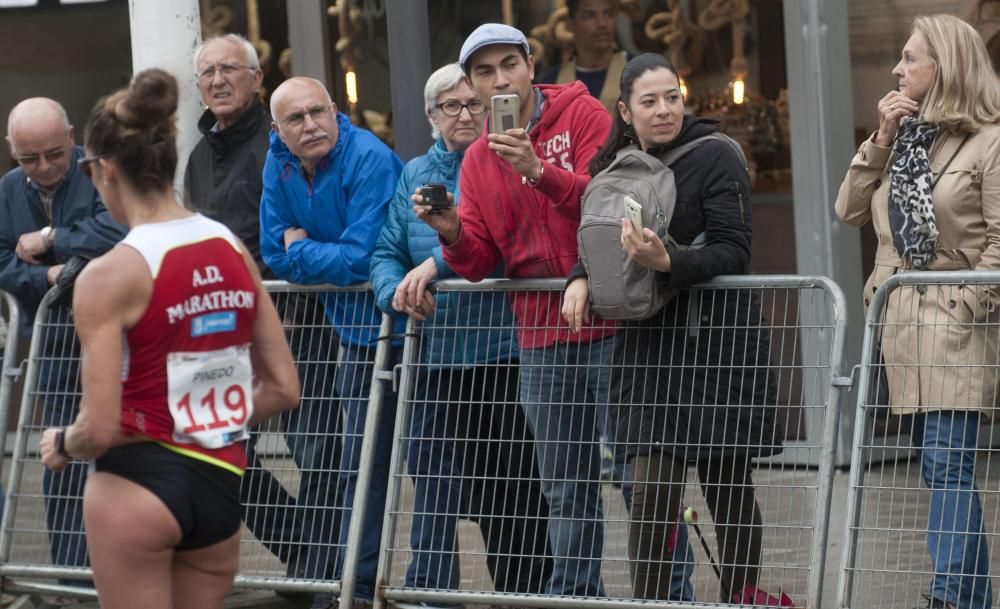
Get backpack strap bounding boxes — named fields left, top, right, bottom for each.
left=659, top=132, right=748, bottom=170
left=606, top=145, right=664, bottom=174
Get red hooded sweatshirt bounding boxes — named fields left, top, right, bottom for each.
left=443, top=81, right=615, bottom=349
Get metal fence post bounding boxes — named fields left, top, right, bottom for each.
left=340, top=312, right=398, bottom=609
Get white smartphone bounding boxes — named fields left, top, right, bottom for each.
left=623, top=195, right=644, bottom=232
left=491, top=94, right=520, bottom=134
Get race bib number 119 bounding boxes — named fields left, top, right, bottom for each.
left=167, top=345, right=254, bottom=449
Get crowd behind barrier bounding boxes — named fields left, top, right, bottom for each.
left=0, top=273, right=997, bottom=608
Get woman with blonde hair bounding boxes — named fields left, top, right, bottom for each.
left=836, top=14, right=1000, bottom=609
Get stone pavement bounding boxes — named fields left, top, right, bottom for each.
left=3, top=453, right=999, bottom=609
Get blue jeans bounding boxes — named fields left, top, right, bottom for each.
left=334, top=343, right=400, bottom=602
left=406, top=363, right=551, bottom=593
left=911, top=411, right=992, bottom=609
left=518, top=337, right=614, bottom=597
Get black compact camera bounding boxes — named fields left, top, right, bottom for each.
left=420, top=183, right=450, bottom=215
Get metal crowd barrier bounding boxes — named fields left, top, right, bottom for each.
left=838, top=271, right=1000, bottom=609
left=0, top=282, right=398, bottom=607
left=377, top=276, right=848, bottom=609
left=0, top=291, right=21, bottom=464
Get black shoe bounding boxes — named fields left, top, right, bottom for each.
left=275, top=552, right=313, bottom=601
left=912, top=593, right=955, bottom=609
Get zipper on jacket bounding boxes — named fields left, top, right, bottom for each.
left=733, top=181, right=746, bottom=224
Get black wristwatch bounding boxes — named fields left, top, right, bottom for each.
left=54, top=428, right=70, bottom=458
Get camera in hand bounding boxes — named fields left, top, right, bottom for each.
left=420, top=183, right=450, bottom=215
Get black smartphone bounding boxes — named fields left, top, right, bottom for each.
left=420, top=183, right=450, bottom=215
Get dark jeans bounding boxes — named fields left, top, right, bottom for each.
left=334, top=343, right=401, bottom=602
left=239, top=293, right=342, bottom=580
left=406, top=362, right=552, bottom=593
left=627, top=452, right=763, bottom=602
left=39, top=306, right=88, bottom=571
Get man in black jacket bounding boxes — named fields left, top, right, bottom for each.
left=184, top=34, right=342, bottom=601
left=2, top=97, right=126, bottom=581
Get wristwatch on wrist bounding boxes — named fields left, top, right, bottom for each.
left=40, top=226, right=53, bottom=248
left=55, top=428, right=70, bottom=458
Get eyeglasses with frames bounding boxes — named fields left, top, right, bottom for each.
left=436, top=100, right=486, bottom=117
left=277, top=104, right=334, bottom=129
left=17, top=148, right=67, bottom=166
left=197, top=64, right=254, bottom=83
left=77, top=154, right=106, bottom=179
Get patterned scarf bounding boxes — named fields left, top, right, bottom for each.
left=888, top=117, right=939, bottom=269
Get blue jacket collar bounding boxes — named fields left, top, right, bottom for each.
left=427, top=138, right=464, bottom=174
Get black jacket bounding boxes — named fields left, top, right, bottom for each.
left=579, top=115, right=782, bottom=462
left=184, top=103, right=272, bottom=276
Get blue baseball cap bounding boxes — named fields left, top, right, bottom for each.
left=459, top=23, right=531, bottom=71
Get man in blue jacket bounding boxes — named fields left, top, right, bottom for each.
left=1, top=97, right=125, bottom=578
left=260, top=77, right=403, bottom=609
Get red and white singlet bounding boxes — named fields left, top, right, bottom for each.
left=119, top=214, right=257, bottom=473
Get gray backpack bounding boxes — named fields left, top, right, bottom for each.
left=577, top=132, right=746, bottom=320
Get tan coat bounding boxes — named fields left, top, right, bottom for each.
left=835, top=124, right=1000, bottom=415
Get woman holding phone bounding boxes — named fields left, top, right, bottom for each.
left=563, top=53, right=782, bottom=603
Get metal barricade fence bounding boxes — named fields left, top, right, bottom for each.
left=838, top=271, right=1000, bottom=609
left=376, top=276, right=847, bottom=609
left=0, top=291, right=21, bottom=465
left=0, top=281, right=397, bottom=606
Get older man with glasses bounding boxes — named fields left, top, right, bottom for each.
left=0, top=97, right=125, bottom=591
left=260, top=77, right=403, bottom=609
left=183, top=36, right=345, bottom=607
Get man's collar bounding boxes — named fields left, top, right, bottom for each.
left=198, top=102, right=266, bottom=147
left=526, top=87, right=545, bottom=134
left=26, top=171, right=69, bottom=197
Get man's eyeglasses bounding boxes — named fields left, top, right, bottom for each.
left=436, top=100, right=486, bottom=117
left=16, top=148, right=67, bottom=167
left=197, top=64, right=254, bottom=83
left=276, top=104, right=333, bottom=129
left=77, top=154, right=106, bottom=179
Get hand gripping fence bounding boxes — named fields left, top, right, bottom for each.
left=374, top=276, right=848, bottom=609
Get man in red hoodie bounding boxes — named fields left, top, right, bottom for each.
left=416, top=23, right=614, bottom=598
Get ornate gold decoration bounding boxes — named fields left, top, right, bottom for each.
left=243, top=0, right=273, bottom=69
left=697, top=0, right=748, bottom=31
left=328, top=0, right=365, bottom=70
left=698, top=0, right=750, bottom=79
left=200, top=0, right=233, bottom=38
left=645, top=1, right=703, bottom=77
left=530, top=2, right=573, bottom=61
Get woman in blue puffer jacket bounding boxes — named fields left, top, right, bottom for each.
left=370, top=63, right=551, bottom=598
